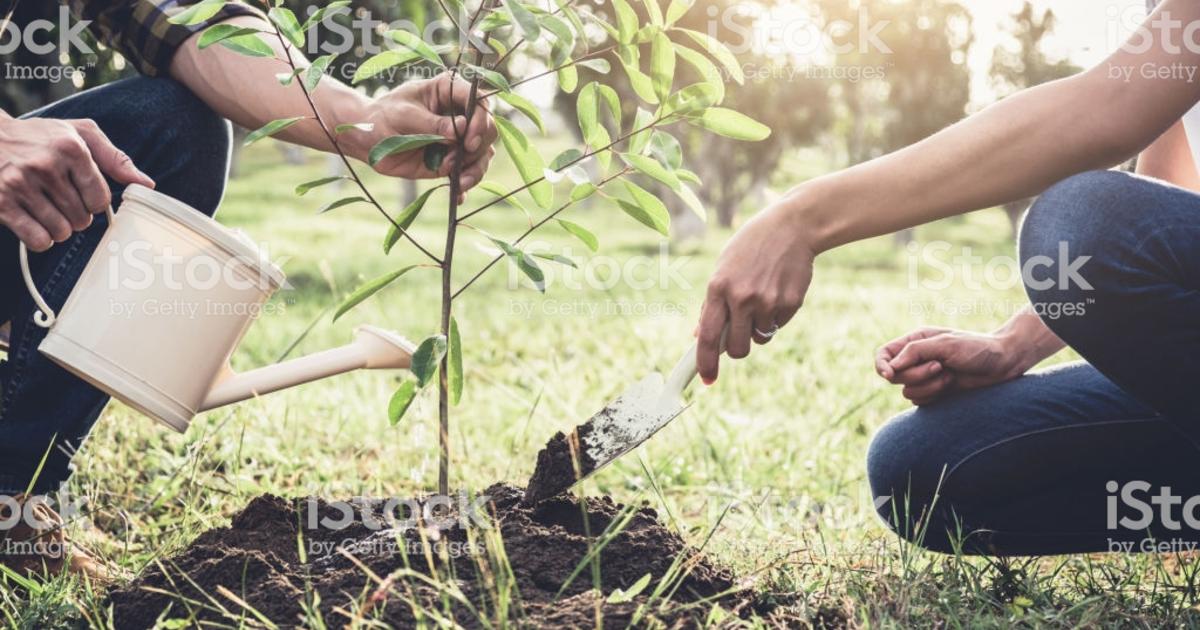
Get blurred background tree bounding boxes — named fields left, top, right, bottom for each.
left=989, top=1, right=1079, bottom=235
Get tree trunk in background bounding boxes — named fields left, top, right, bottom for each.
left=1004, top=198, right=1032, bottom=238
left=228, top=127, right=249, bottom=179
left=400, top=179, right=418, bottom=208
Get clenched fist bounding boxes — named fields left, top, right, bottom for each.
left=0, top=115, right=154, bottom=251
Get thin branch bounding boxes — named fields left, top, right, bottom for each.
left=480, top=44, right=616, bottom=99
left=452, top=168, right=629, bottom=298
left=457, top=115, right=664, bottom=222
left=271, top=30, right=443, bottom=264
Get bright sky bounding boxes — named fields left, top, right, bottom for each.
left=965, top=0, right=1146, bottom=104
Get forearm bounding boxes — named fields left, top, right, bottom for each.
left=1136, top=119, right=1200, bottom=191
left=167, top=16, right=374, bottom=161
left=994, top=307, right=1066, bottom=373
left=791, top=0, right=1200, bottom=254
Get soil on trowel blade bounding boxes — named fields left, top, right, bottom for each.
left=109, top=484, right=760, bottom=628
left=524, top=421, right=598, bottom=505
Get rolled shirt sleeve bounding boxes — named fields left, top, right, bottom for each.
left=70, top=0, right=264, bottom=77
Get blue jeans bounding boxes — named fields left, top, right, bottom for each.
left=867, top=170, right=1200, bottom=555
left=0, top=78, right=230, bottom=494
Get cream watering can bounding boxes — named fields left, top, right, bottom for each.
left=18, top=184, right=415, bottom=433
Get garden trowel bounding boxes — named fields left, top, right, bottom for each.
left=524, top=338, right=715, bottom=504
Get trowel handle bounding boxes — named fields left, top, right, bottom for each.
left=20, top=205, right=115, bottom=328
left=663, top=327, right=728, bottom=397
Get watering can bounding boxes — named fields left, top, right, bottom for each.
left=18, top=184, right=415, bottom=433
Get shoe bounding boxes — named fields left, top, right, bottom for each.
left=0, top=493, right=124, bottom=585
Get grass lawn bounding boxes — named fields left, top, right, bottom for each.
left=4, top=140, right=1198, bottom=628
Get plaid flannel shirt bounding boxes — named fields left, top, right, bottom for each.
left=69, top=0, right=263, bottom=77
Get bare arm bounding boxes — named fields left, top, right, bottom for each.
left=1136, top=119, right=1200, bottom=190
left=168, top=16, right=496, bottom=189
left=697, top=0, right=1200, bottom=382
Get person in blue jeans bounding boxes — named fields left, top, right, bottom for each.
left=695, top=0, right=1200, bottom=556
left=0, top=1, right=496, bottom=579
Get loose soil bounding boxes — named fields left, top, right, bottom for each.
left=524, top=423, right=597, bottom=505
left=109, top=484, right=766, bottom=628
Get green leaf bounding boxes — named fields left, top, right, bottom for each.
left=503, top=0, right=541, bottom=39
left=540, top=14, right=575, bottom=65
left=317, top=196, right=368, bottom=214
left=301, top=0, right=350, bottom=30
left=677, top=28, right=743, bottom=84
left=676, top=168, right=700, bottom=184
left=607, top=573, right=652, bottom=603
left=557, top=64, right=578, bottom=93
left=244, top=117, right=304, bottom=146
left=369, top=134, right=446, bottom=166
left=466, top=64, right=510, bottom=91
left=664, top=0, right=693, bottom=25
left=387, top=29, right=445, bottom=67
left=294, top=176, right=348, bottom=196
left=577, top=58, right=611, bottom=74
left=550, top=148, right=584, bottom=171
left=168, top=0, right=226, bottom=26
left=217, top=33, right=275, bottom=57
left=556, top=219, right=599, bottom=251
left=448, top=317, right=463, bottom=405
left=597, top=84, right=622, bottom=131
left=353, top=49, right=420, bottom=84
left=197, top=24, right=263, bottom=50
left=612, top=0, right=637, bottom=43
left=383, top=187, right=439, bottom=253
left=674, top=43, right=724, bottom=103
left=304, top=54, right=335, bottom=91
left=618, top=47, right=658, bottom=105
left=495, top=117, right=553, bottom=209
left=333, top=266, right=419, bottom=320
left=479, top=11, right=511, bottom=32
left=689, top=107, right=771, bottom=141
left=532, top=252, right=577, bottom=268
left=499, top=91, right=545, bottom=134
left=576, top=82, right=599, bottom=143
left=276, top=67, right=302, bottom=85
left=621, top=153, right=679, bottom=191
left=388, top=381, right=418, bottom=425
left=410, top=335, right=448, bottom=387
left=335, top=122, right=375, bottom=133
left=268, top=7, right=305, bottom=48
left=627, top=108, right=656, bottom=154
left=488, top=236, right=545, bottom=292
left=641, top=0, right=664, bottom=26
left=479, top=181, right=534, bottom=221
left=663, top=82, right=720, bottom=116
left=676, top=182, right=706, bottom=222
left=570, top=182, right=598, bottom=202
left=650, top=130, right=682, bottom=168
left=619, top=181, right=670, bottom=235
left=423, top=144, right=449, bottom=171
left=649, top=32, right=675, bottom=101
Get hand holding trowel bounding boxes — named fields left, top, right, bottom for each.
left=523, top=332, right=725, bottom=504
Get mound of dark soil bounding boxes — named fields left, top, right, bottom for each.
left=109, top=484, right=759, bottom=628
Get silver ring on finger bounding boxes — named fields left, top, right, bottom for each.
left=754, top=325, right=779, bottom=339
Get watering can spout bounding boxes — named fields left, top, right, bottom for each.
left=199, top=325, right=415, bottom=412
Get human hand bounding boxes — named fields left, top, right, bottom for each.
left=355, top=73, right=496, bottom=195
left=0, top=116, right=154, bottom=251
left=875, top=327, right=1032, bottom=406
left=696, top=196, right=815, bottom=384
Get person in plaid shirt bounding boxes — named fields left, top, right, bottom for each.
left=0, top=0, right=496, bottom=581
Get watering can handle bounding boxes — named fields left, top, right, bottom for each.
left=19, top=204, right=115, bottom=329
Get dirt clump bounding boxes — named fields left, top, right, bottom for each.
left=109, top=484, right=759, bottom=628
left=524, top=422, right=598, bottom=505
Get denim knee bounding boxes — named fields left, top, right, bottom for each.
left=867, top=407, right=956, bottom=544
left=1018, top=170, right=1135, bottom=334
